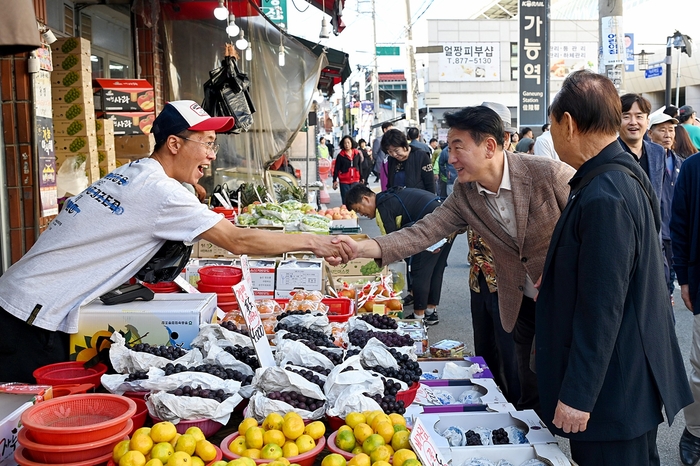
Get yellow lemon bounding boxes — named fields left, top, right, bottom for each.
left=388, top=414, right=406, bottom=428
left=351, top=446, right=363, bottom=455
left=392, top=449, right=417, bottom=466
left=211, top=462, right=228, bottom=466
left=238, top=418, right=259, bottom=436
left=348, top=453, right=371, bottom=466
left=263, top=413, right=285, bottom=431
left=170, top=434, right=182, bottom=448
left=185, top=427, right=205, bottom=443
left=175, top=434, right=197, bottom=456
left=345, top=412, right=367, bottom=429
left=393, top=425, right=408, bottom=433
left=362, top=434, right=385, bottom=455
left=391, top=431, right=410, bottom=452
left=242, top=449, right=261, bottom=459
left=245, top=426, right=264, bottom=450
left=229, top=436, right=247, bottom=456
left=321, top=453, right=347, bottom=466
left=370, top=445, right=391, bottom=464
left=374, top=461, right=392, bottom=466
left=168, top=451, right=192, bottom=466
left=130, top=433, right=154, bottom=456
left=282, top=440, right=299, bottom=458
left=370, top=414, right=391, bottom=432
left=304, top=421, right=326, bottom=440
left=264, top=429, right=287, bottom=447
left=402, top=459, right=422, bottom=466
left=385, top=445, right=394, bottom=456
left=151, top=422, right=178, bottom=443
left=195, top=439, right=218, bottom=462
left=260, top=443, right=284, bottom=460
left=145, top=459, right=163, bottom=466
left=282, top=416, right=305, bottom=440
left=226, top=460, right=246, bottom=466
left=375, top=422, right=394, bottom=444
left=191, top=457, right=205, bottom=466
left=113, top=439, right=131, bottom=463
left=354, top=423, right=374, bottom=444
left=364, top=411, right=380, bottom=429
left=119, top=450, right=146, bottom=466
left=151, top=442, right=174, bottom=464
left=284, top=411, right=302, bottom=422
left=238, top=457, right=257, bottom=466
left=276, top=456, right=291, bottom=465
left=335, top=429, right=356, bottom=452
left=338, top=425, right=353, bottom=434
left=294, top=434, right=316, bottom=454
left=134, top=427, right=152, bottom=438
left=268, top=461, right=288, bottom=466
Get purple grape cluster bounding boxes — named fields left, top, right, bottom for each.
left=362, top=349, right=421, bottom=385
left=348, top=329, right=414, bottom=348
left=169, top=385, right=233, bottom=403
left=291, top=364, right=331, bottom=376
left=220, top=321, right=249, bottom=336
left=344, top=348, right=361, bottom=360
left=267, top=391, right=323, bottom=411
left=465, top=430, right=483, bottom=446
left=362, top=377, right=405, bottom=414
left=277, top=323, right=335, bottom=348
left=190, top=362, right=254, bottom=385
left=126, top=370, right=149, bottom=382
left=127, top=342, right=187, bottom=360
left=299, top=340, right=342, bottom=365
left=491, top=428, right=509, bottom=445
left=276, top=310, right=323, bottom=320
left=358, top=314, right=398, bottom=330
left=285, top=365, right=325, bottom=389
left=223, top=345, right=260, bottom=369
left=163, top=363, right=189, bottom=375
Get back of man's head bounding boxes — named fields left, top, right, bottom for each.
left=551, top=70, right=621, bottom=136
left=679, top=105, right=695, bottom=124
left=620, top=93, right=651, bottom=115
left=444, top=106, right=506, bottom=147
left=381, top=122, right=393, bottom=132
left=406, top=127, right=420, bottom=141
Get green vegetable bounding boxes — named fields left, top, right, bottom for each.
left=60, top=38, right=78, bottom=54
left=65, top=104, right=82, bottom=120
left=62, top=71, right=79, bottom=87
left=360, top=261, right=382, bottom=276
left=66, top=121, right=83, bottom=136
left=237, top=213, right=258, bottom=226
left=64, top=88, right=81, bottom=104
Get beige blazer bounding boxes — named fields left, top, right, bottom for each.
left=375, top=151, right=575, bottom=332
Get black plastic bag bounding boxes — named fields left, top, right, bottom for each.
left=202, top=56, right=255, bottom=134
left=135, top=240, right=193, bottom=283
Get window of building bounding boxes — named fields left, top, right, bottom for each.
left=510, top=42, right=518, bottom=81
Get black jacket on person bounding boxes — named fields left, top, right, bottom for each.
left=375, top=187, right=442, bottom=234
left=536, top=140, right=692, bottom=442
left=672, top=152, right=700, bottom=312
left=332, top=149, right=362, bottom=184
left=386, top=147, right=435, bottom=193
left=358, top=148, right=373, bottom=183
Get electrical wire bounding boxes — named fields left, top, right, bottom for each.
left=291, top=0, right=311, bottom=13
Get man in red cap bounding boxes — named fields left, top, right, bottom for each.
left=0, top=100, right=352, bottom=383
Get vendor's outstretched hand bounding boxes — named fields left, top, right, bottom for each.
left=553, top=400, right=590, bottom=434
left=313, top=235, right=357, bottom=265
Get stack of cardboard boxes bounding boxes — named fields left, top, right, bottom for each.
left=50, top=37, right=101, bottom=183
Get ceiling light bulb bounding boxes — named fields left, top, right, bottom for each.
left=245, top=48, right=252, bottom=61
left=235, top=32, right=248, bottom=50
left=226, top=15, right=240, bottom=37
left=214, top=0, right=228, bottom=20
left=319, top=17, right=330, bottom=39
left=278, top=45, right=285, bottom=67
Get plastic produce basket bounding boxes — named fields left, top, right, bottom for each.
left=149, top=415, right=224, bottom=437
left=21, top=394, right=136, bottom=445
left=33, top=361, right=108, bottom=389
left=327, top=431, right=356, bottom=461
left=275, top=298, right=354, bottom=322
left=220, top=432, right=325, bottom=466
left=198, top=265, right=243, bottom=285
left=396, top=382, right=420, bottom=407
left=15, top=446, right=115, bottom=466
left=129, top=397, right=148, bottom=435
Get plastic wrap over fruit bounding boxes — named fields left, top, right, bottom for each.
left=190, top=323, right=254, bottom=350
left=458, top=388, right=484, bottom=405
left=518, top=460, right=547, bottom=466
left=109, top=332, right=203, bottom=373
left=432, top=390, right=457, bottom=405
left=503, top=426, right=528, bottom=444
left=440, top=425, right=467, bottom=447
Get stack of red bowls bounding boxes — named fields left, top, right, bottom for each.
left=197, top=265, right=243, bottom=312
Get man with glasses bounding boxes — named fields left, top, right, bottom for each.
left=0, top=100, right=353, bottom=383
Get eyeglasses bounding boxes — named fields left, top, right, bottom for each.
left=180, top=137, right=220, bottom=154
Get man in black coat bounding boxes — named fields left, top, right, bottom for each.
left=536, top=70, right=692, bottom=465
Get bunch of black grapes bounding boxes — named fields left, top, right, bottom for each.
left=362, top=377, right=405, bottom=414
left=344, top=348, right=361, bottom=360
left=290, top=364, right=331, bottom=376
left=163, top=363, right=189, bottom=375
left=285, top=365, right=325, bottom=389
left=465, top=430, right=483, bottom=446
left=276, top=323, right=335, bottom=348
left=348, top=329, right=413, bottom=348
left=298, top=340, right=343, bottom=365
left=188, top=363, right=254, bottom=385
left=126, top=370, right=149, bottom=382
left=341, top=366, right=357, bottom=373
left=362, top=349, right=421, bottom=385
left=169, top=385, right=232, bottom=403
left=267, top=391, right=323, bottom=411
left=491, top=428, right=510, bottom=445
left=223, top=345, right=260, bottom=369
left=276, top=310, right=323, bottom=320
left=219, top=321, right=249, bottom=336
left=358, top=314, right=398, bottom=330
left=127, top=343, right=187, bottom=360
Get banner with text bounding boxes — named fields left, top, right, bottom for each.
left=437, top=42, right=500, bottom=81
left=519, top=0, right=550, bottom=127
left=549, top=42, right=598, bottom=80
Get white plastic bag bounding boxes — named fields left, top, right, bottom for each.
left=56, top=155, right=89, bottom=197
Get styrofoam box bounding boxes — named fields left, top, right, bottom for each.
left=276, top=259, right=323, bottom=291
left=416, top=379, right=508, bottom=412
left=448, top=444, right=572, bottom=466
left=417, top=410, right=557, bottom=450
left=232, top=259, right=276, bottom=291
left=419, top=357, right=494, bottom=380
left=0, top=393, right=36, bottom=463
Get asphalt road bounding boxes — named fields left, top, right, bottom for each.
left=328, top=182, right=693, bottom=465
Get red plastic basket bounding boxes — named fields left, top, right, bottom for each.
left=327, top=431, right=356, bottom=460
left=51, top=384, right=94, bottom=398
left=33, top=361, right=108, bottom=389
left=17, top=419, right=132, bottom=463
left=149, top=415, right=224, bottom=437
left=143, top=281, right=181, bottom=293
left=326, top=415, right=345, bottom=432
left=396, top=382, right=419, bottom=407
left=197, top=280, right=238, bottom=293
left=21, top=394, right=136, bottom=445
left=129, top=397, right=148, bottom=435
left=199, top=265, right=243, bottom=285
left=220, top=432, right=325, bottom=466
left=275, top=298, right=354, bottom=322
left=14, top=445, right=114, bottom=466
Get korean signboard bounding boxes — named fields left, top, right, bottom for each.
left=261, top=0, right=287, bottom=29
left=549, top=42, right=597, bottom=80
left=519, top=0, right=550, bottom=127
left=33, top=70, right=58, bottom=217
left=601, top=16, right=625, bottom=66
left=625, top=33, right=635, bottom=72
left=437, top=42, right=500, bottom=82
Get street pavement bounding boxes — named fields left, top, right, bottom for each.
left=327, top=181, right=692, bottom=465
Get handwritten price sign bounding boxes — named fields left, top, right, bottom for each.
left=409, top=418, right=449, bottom=466
left=233, top=280, right=275, bottom=367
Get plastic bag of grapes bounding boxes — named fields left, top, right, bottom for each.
left=146, top=372, right=244, bottom=425
left=348, top=315, right=399, bottom=333
left=199, top=342, right=257, bottom=376
left=323, top=355, right=385, bottom=406
left=190, top=322, right=254, bottom=350
left=325, top=388, right=383, bottom=418
left=245, top=366, right=326, bottom=421
left=275, top=311, right=331, bottom=334
left=101, top=366, right=164, bottom=395
left=109, top=332, right=203, bottom=374
left=273, top=335, right=341, bottom=371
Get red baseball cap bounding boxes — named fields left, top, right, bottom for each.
left=152, top=100, right=234, bottom=145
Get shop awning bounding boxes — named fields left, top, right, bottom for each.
left=0, top=0, right=41, bottom=56
left=160, top=0, right=262, bottom=20
left=293, top=36, right=350, bottom=97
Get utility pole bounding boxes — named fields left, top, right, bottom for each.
left=404, top=0, right=418, bottom=124
left=599, top=0, right=625, bottom=93
left=371, top=0, right=380, bottom=128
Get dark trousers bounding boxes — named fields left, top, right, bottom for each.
left=339, top=182, right=359, bottom=205
left=513, top=296, right=540, bottom=412
left=663, top=238, right=675, bottom=295
left=409, top=240, right=453, bottom=310
left=437, top=180, right=448, bottom=198
left=0, top=308, right=70, bottom=383
left=470, top=271, right=520, bottom=404
left=570, top=426, right=660, bottom=466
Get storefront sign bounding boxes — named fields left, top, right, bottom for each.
left=261, top=0, right=287, bottom=29
left=601, top=16, right=625, bottom=66
left=409, top=417, right=448, bottom=466
left=437, top=42, right=500, bottom=82
left=625, top=33, right=635, bottom=72
left=33, top=70, right=58, bottom=217
left=233, top=279, right=276, bottom=367
left=519, top=0, right=550, bottom=127
left=549, top=42, right=597, bottom=80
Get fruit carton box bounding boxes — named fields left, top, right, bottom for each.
left=414, top=379, right=508, bottom=413
left=93, top=79, right=155, bottom=112
left=418, top=357, right=494, bottom=380
left=69, top=293, right=218, bottom=359
left=50, top=37, right=91, bottom=58
left=52, top=82, right=93, bottom=106
left=448, top=444, right=573, bottom=466
left=115, top=134, right=155, bottom=158
left=52, top=116, right=97, bottom=138
left=51, top=67, right=91, bottom=88
left=54, top=135, right=98, bottom=154
left=232, top=259, right=277, bottom=290
left=95, top=118, right=117, bottom=175
left=53, top=102, right=91, bottom=121
left=97, top=112, right=155, bottom=136
left=0, top=393, right=42, bottom=463
left=276, top=259, right=324, bottom=291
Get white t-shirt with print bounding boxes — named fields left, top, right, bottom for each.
left=0, top=158, right=222, bottom=333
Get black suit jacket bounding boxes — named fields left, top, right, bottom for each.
left=535, top=141, right=692, bottom=441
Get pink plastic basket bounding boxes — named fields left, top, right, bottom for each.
left=220, top=432, right=325, bottom=466
left=14, top=445, right=114, bottom=466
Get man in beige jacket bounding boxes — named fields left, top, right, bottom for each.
left=349, top=105, right=575, bottom=410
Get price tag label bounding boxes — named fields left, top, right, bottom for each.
left=233, top=280, right=275, bottom=367
left=409, top=418, right=449, bottom=466
left=373, top=304, right=386, bottom=315
left=240, top=255, right=254, bottom=289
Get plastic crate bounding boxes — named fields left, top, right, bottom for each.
left=275, top=297, right=354, bottom=322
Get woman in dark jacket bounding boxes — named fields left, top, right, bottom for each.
left=380, top=128, right=435, bottom=193
left=332, top=135, right=362, bottom=204
left=358, top=138, right=373, bottom=186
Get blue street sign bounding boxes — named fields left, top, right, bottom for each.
left=645, top=66, right=663, bottom=79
